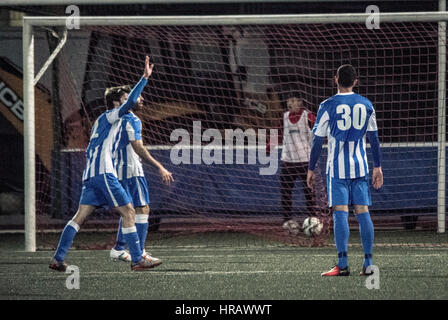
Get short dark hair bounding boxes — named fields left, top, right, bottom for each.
left=337, top=64, right=357, bottom=88
left=104, top=85, right=132, bottom=108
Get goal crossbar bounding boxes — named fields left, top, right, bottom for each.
left=24, top=12, right=448, bottom=26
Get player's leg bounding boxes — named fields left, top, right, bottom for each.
left=130, top=176, right=151, bottom=252
left=110, top=214, right=132, bottom=262
left=116, top=204, right=160, bottom=270
left=113, top=203, right=142, bottom=264
left=50, top=205, right=96, bottom=271
left=110, top=177, right=160, bottom=265
left=332, top=204, right=350, bottom=269
left=297, top=162, right=317, bottom=217
left=131, top=176, right=162, bottom=266
left=354, top=205, right=374, bottom=275
left=352, top=176, right=374, bottom=275
left=115, top=177, right=150, bottom=253
left=103, top=174, right=159, bottom=270
left=280, top=162, right=296, bottom=221
left=115, top=203, right=158, bottom=270
left=135, top=206, right=149, bottom=251
left=50, top=180, right=99, bottom=271
left=135, top=206, right=161, bottom=267
left=101, top=174, right=143, bottom=266
left=321, top=176, right=350, bottom=276
left=114, top=218, right=124, bottom=251
left=110, top=179, right=132, bottom=262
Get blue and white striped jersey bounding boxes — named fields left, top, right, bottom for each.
left=82, top=77, right=147, bottom=181
left=313, top=92, right=378, bottom=179
left=82, top=110, right=122, bottom=181
left=113, top=112, right=145, bottom=180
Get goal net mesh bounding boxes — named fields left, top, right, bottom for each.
left=32, top=21, right=445, bottom=247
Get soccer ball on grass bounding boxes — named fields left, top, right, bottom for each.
left=302, top=217, right=323, bottom=237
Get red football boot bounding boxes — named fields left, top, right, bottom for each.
left=321, top=265, right=350, bottom=276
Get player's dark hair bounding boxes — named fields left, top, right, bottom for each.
left=337, top=64, right=357, bottom=88
left=104, top=85, right=131, bottom=109
left=120, top=85, right=132, bottom=94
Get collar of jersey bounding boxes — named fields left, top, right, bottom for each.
left=336, top=92, right=355, bottom=95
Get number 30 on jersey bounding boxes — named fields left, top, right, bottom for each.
left=336, top=103, right=367, bottom=131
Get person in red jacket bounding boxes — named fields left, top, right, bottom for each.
left=268, top=94, right=318, bottom=222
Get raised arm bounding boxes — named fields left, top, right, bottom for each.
left=107, top=56, right=154, bottom=123
left=117, top=77, right=148, bottom=118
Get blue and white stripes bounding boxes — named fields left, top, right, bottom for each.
left=327, top=135, right=369, bottom=179
left=311, top=92, right=379, bottom=180
left=82, top=77, right=148, bottom=182
left=82, top=114, right=121, bottom=181
left=113, top=113, right=145, bottom=180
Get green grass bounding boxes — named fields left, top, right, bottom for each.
left=0, top=231, right=447, bottom=300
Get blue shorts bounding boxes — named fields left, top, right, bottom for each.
left=120, top=176, right=150, bottom=207
left=326, top=175, right=371, bottom=207
left=79, top=173, right=131, bottom=208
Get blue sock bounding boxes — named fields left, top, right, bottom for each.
left=356, top=212, right=374, bottom=268
left=121, top=226, right=142, bottom=263
left=333, top=211, right=350, bottom=269
left=135, top=214, right=149, bottom=252
left=54, top=220, right=79, bottom=262
left=114, top=218, right=126, bottom=251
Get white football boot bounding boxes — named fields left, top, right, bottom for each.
left=110, top=248, right=132, bottom=262
left=142, top=249, right=162, bottom=267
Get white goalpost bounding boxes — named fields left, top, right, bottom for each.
left=23, top=10, right=448, bottom=252
left=437, top=0, right=447, bottom=234
left=23, top=21, right=36, bottom=252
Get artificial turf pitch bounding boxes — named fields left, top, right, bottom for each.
left=0, top=231, right=447, bottom=300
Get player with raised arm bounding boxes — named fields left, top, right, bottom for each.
left=105, top=85, right=174, bottom=265
left=49, top=56, right=157, bottom=272
left=307, top=65, right=383, bottom=276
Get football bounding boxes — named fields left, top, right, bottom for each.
left=282, top=219, right=300, bottom=236
left=302, top=217, right=323, bottom=237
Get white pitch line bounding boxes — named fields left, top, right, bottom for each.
left=0, top=268, right=437, bottom=278
left=0, top=270, right=353, bottom=277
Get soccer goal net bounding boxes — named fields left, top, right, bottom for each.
left=22, top=12, right=447, bottom=251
